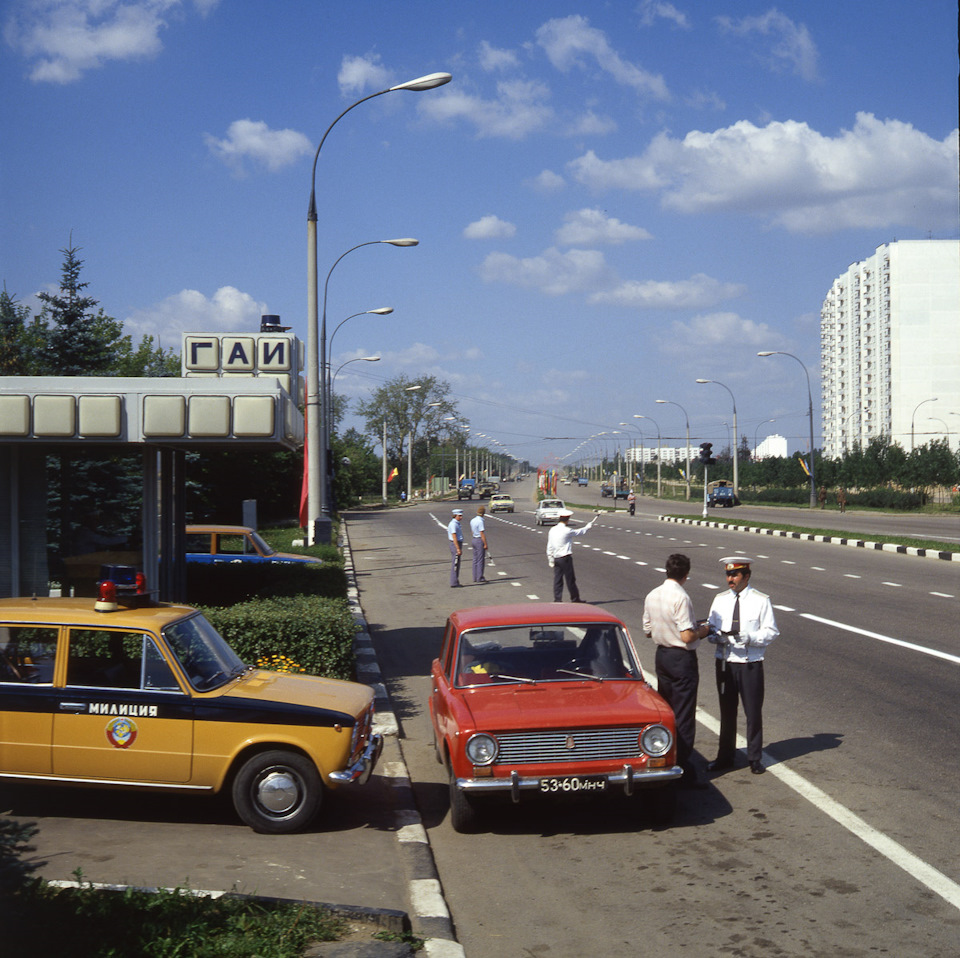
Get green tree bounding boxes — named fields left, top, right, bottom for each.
left=114, top=333, right=179, bottom=377
left=0, top=287, right=32, bottom=374
left=332, top=427, right=381, bottom=504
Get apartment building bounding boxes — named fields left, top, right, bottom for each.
left=820, top=239, right=959, bottom=459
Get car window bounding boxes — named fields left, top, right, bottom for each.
left=162, top=613, right=246, bottom=691
left=0, top=626, right=58, bottom=684
left=455, top=623, right=640, bottom=686
left=66, top=629, right=179, bottom=691
left=184, top=533, right=211, bottom=553
left=216, top=534, right=252, bottom=555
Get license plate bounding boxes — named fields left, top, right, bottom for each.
left=538, top=776, right=607, bottom=793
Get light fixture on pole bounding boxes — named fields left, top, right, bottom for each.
left=656, top=399, right=691, bottom=500
left=331, top=355, right=380, bottom=388
left=757, top=352, right=815, bottom=507
left=306, top=71, right=452, bottom=545
left=754, top=419, right=776, bottom=459
left=696, top=379, right=738, bottom=500
left=910, top=397, right=938, bottom=451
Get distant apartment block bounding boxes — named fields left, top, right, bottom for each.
left=820, top=240, right=960, bottom=459
left=753, top=434, right=789, bottom=459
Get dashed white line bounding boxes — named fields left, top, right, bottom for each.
left=882, top=581, right=902, bottom=588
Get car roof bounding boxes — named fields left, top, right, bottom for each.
left=186, top=524, right=255, bottom=534
left=0, top=596, right=198, bottom=628
left=448, top=602, right=624, bottom=632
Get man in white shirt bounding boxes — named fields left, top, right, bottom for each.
left=545, top=509, right=595, bottom=602
left=643, top=554, right=711, bottom=788
left=447, top=509, right=464, bottom=588
left=469, top=506, right=488, bottom=583
left=707, top=557, right=779, bottom=774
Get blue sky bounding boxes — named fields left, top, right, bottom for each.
left=3, top=0, right=957, bottom=468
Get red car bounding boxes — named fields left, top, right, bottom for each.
left=429, top=603, right=681, bottom=832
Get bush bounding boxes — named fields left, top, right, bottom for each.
left=201, top=595, right=358, bottom=681
left=185, top=562, right=347, bottom=606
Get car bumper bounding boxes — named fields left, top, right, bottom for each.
left=328, top=733, right=383, bottom=785
left=456, top=764, right=682, bottom=800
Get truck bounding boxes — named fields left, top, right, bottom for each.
left=707, top=480, right=739, bottom=508
left=457, top=478, right=476, bottom=500
left=476, top=480, right=499, bottom=499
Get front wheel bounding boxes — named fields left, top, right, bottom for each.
left=448, top=764, right=480, bottom=833
left=232, top=749, right=323, bottom=833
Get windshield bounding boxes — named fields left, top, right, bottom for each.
left=541, top=500, right=563, bottom=509
left=249, top=531, right=276, bottom=556
left=456, top=623, right=642, bottom=687
left=162, top=613, right=247, bottom=691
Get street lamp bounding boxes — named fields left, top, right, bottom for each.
left=910, top=397, right=938, bottom=451
left=331, top=355, right=380, bottom=388
left=634, top=415, right=661, bottom=497
left=656, top=399, right=691, bottom=500
left=757, top=352, right=815, bottom=507
left=306, top=70, right=452, bottom=545
left=754, top=419, right=776, bottom=458
left=696, top=379, right=738, bottom=499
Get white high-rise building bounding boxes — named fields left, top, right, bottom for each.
left=820, top=240, right=960, bottom=459
left=753, top=434, right=789, bottom=459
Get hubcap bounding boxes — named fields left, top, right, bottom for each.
left=256, top=769, right=300, bottom=815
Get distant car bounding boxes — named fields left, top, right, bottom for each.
left=707, top=485, right=739, bottom=508
left=535, top=499, right=566, bottom=525
left=577, top=477, right=589, bottom=487
left=0, top=594, right=381, bottom=833
left=429, top=602, right=681, bottom=832
left=489, top=493, right=515, bottom=513
left=561, top=477, right=572, bottom=485
left=185, top=525, right=320, bottom=566
left=476, top=480, right=499, bottom=499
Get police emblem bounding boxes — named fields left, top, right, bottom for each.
left=105, top=716, right=138, bottom=749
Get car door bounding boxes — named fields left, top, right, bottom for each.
left=0, top=624, right=59, bottom=774
left=52, top=627, right=194, bottom=783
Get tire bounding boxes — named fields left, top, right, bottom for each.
left=232, top=749, right=323, bottom=834
left=448, top=763, right=480, bottom=833
left=644, top=783, right=677, bottom=825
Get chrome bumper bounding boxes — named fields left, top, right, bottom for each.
left=457, top=764, right=682, bottom=801
left=328, top=733, right=383, bottom=785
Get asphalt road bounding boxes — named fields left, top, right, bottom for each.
left=348, top=484, right=960, bottom=958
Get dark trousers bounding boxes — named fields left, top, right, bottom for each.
left=552, top=555, right=579, bottom=601
left=715, top=659, right=765, bottom=762
left=472, top=537, right=485, bottom=581
left=449, top=540, right=461, bottom=586
left=655, top=646, right=699, bottom=769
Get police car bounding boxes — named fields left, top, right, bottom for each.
left=0, top=584, right=381, bottom=833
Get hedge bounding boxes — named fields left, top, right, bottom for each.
left=185, top=561, right=347, bottom=606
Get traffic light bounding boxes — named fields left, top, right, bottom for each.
left=699, top=442, right=715, bottom=465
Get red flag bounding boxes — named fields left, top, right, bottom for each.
left=387, top=467, right=399, bottom=482
left=299, top=411, right=308, bottom=528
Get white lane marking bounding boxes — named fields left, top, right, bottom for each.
left=800, top=613, right=960, bottom=665
left=525, top=593, right=539, bottom=599
left=882, top=582, right=902, bottom=588
left=635, top=561, right=648, bottom=566
left=843, top=574, right=861, bottom=579
left=773, top=604, right=795, bottom=612
left=781, top=560, right=796, bottom=565
left=701, top=583, right=721, bottom=590
left=812, top=566, right=826, bottom=571
left=930, top=591, right=954, bottom=598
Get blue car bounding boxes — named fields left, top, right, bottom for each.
left=185, top=525, right=321, bottom=566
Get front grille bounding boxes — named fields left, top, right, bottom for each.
left=495, top=727, right=643, bottom=765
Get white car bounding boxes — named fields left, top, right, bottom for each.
left=535, top=498, right=566, bottom=525
left=489, top=493, right=515, bottom=513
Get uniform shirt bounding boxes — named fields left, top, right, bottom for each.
left=546, top=519, right=594, bottom=560
left=707, top=584, right=779, bottom=663
left=447, top=518, right=463, bottom=544
left=469, top=515, right=485, bottom=538
left=642, top=577, right=700, bottom=650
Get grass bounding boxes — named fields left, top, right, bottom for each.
left=6, top=878, right=353, bottom=958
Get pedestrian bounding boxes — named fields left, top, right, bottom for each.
left=642, top=554, right=711, bottom=788
left=627, top=489, right=636, bottom=516
left=837, top=487, right=847, bottom=513
left=706, top=557, right=779, bottom=775
left=470, top=505, right=488, bottom=583
left=546, top=509, right=596, bottom=602
left=818, top=485, right=827, bottom=509
left=448, top=509, right=464, bottom=588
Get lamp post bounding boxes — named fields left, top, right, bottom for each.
left=619, top=421, right=646, bottom=495
left=331, top=355, right=380, bottom=388
left=754, top=419, right=776, bottom=458
left=757, top=352, right=816, bottom=507
left=910, top=397, right=938, bottom=451
left=306, top=70, right=452, bottom=545
left=656, top=400, right=691, bottom=499
left=634, top=415, right=661, bottom=497
left=696, top=379, right=738, bottom=500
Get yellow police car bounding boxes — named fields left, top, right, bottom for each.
left=0, top=592, right=381, bottom=833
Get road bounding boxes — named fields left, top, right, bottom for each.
left=347, top=483, right=960, bottom=958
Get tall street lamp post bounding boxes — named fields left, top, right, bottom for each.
left=656, top=399, right=691, bottom=499
left=910, top=397, right=938, bottom=451
left=634, top=415, right=661, bottom=497
left=754, top=419, right=776, bottom=458
left=757, top=352, right=816, bottom=507
left=696, top=379, right=738, bottom=499
left=306, top=70, right=452, bottom=545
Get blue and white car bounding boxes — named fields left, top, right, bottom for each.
left=185, top=525, right=321, bottom=566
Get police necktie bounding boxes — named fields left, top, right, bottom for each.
left=731, top=595, right=740, bottom=633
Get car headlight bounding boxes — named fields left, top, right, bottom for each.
left=639, top=724, right=673, bottom=757
left=465, top=733, right=499, bottom=766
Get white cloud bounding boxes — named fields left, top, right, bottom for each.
left=536, top=14, right=669, bottom=100
left=464, top=215, right=517, bottom=240
left=479, top=247, right=614, bottom=296
left=530, top=169, right=565, bottom=192
left=124, top=286, right=267, bottom=349
left=419, top=78, right=553, bottom=139
left=478, top=39, right=520, bottom=72
left=204, top=119, right=312, bottom=174
left=568, top=113, right=960, bottom=234
left=638, top=1, right=690, bottom=30
left=337, top=52, right=392, bottom=95
left=567, top=109, right=617, bottom=136
left=554, top=208, right=652, bottom=246
left=716, top=9, right=819, bottom=82
left=655, top=311, right=787, bottom=357
left=6, top=0, right=218, bottom=83
left=591, top=275, right=745, bottom=310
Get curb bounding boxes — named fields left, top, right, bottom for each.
left=659, top=514, right=960, bottom=561
left=341, top=523, right=465, bottom=958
